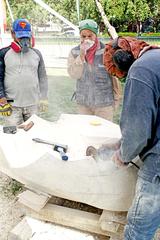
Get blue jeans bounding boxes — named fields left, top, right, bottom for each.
left=124, top=175, right=160, bottom=240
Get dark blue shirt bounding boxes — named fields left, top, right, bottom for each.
left=120, top=49, right=160, bottom=182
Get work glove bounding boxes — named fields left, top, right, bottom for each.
left=39, top=99, right=48, bottom=112
left=0, top=97, right=12, bottom=116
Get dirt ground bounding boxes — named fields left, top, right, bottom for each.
left=0, top=172, right=104, bottom=240
left=0, top=172, right=24, bottom=240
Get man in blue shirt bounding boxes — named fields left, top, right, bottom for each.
left=103, top=37, right=160, bottom=240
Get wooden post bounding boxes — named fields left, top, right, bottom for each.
left=18, top=190, right=51, bottom=212
left=99, top=210, right=127, bottom=233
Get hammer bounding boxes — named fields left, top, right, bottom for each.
left=32, top=138, right=68, bottom=161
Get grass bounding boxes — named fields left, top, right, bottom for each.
left=40, top=72, right=77, bottom=121
left=113, top=104, right=122, bottom=124
left=41, top=70, right=122, bottom=123
left=2, top=178, right=23, bottom=197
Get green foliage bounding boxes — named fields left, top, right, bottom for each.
left=6, top=0, right=160, bottom=33
left=118, top=32, right=137, bottom=36
left=2, top=179, right=23, bottom=196
left=8, top=180, right=23, bottom=195
left=142, top=32, right=160, bottom=36
left=80, top=0, right=99, bottom=23
left=126, top=0, right=150, bottom=21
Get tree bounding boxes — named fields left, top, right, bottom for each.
left=7, top=0, right=160, bottom=33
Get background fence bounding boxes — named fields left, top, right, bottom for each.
left=1, top=35, right=160, bottom=69
left=35, top=36, right=160, bottom=69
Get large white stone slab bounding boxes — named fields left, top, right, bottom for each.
left=0, top=114, right=138, bottom=211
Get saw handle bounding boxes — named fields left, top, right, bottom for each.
left=32, top=138, right=68, bottom=161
